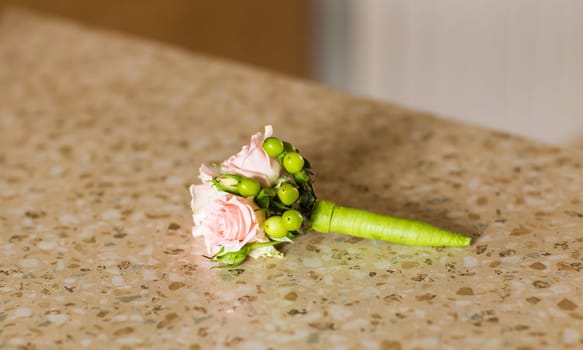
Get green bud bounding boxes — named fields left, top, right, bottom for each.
left=212, top=174, right=241, bottom=194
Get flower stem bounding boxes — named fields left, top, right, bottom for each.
left=311, top=200, right=471, bottom=247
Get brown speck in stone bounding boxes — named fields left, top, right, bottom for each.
left=515, top=346, right=535, bottom=350
left=476, top=244, right=488, bottom=254
left=380, top=340, right=402, bottom=350
left=168, top=223, right=181, bottom=230
left=476, top=196, right=488, bottom=206
left=369, top=272, right=377, bottom=277
left=514, top=197, right=525, bottom=205
left=288, top=309, right=307, bottom=316
left=456, top=287, right=474, bottom=296
left=97, top=310, right=109, bottom=318
left=499, top=249, right=516, bottom=257
left=223, top=336, right=244, bottom=347
left=459, top=270, right=476, bottom=276
left=383, top=294, right=402, bottom=303
left=190, top=345, right=201, bottom=350
left=168, top=282, right=186, bottom=291
left=557, top=298, right=578, bottom=311
left=395, top=312, right=407, bottom=319
left=193, top=306, right=207, bottom=314
left=117, top=295, right=141, bottom=303
left=510, top=226, right=531, bottom=236
left=308, top=321, right=335, bottom=330
left=164, top=248, right=184, bottom=255
left=309, top=235, right=325, bottom=244
left=238, top=295, right=257, bottom=303
left=446, top=263, right=456, bottom=273
left=532, top=280, right=550, bottom=289
left=117, top=260, right=131, bottom=270
left=564, top=210, right=583, bottom=218
left=9, top=235, right=25, bottom=243
left=180, top=264, right=198, bottom=274
left=308, top=271, right=321, bottom=280
left=15, top=342, right=38, bottom=350
left=529, top=262, right=546, bottom=270
left=553, top=241, right=569, bottom=250
left=228, top=268, right=245, bottom=276
left=157, top=312, right=179, bottom=329
left=198, top=327, right=208, bottom=337
left=25, top=210, right=46, bottom=219
left=401, top=261, right=419, bottom=269
left=411, top=273, right=430, bottom=282
left=64, top=286, right=75, bottom=293
left=113, top=327, right=134, bottom=336
left=557, top=261, right=582, bottom=272
left=468, top=213, right=480, bottom=220
left=345, top=236, right=363, bottom=244
left=284, top=291, right=297, bottom=301
left=7, top=176, right=21, bottom=184
left=305, top=244, right=320, bottom=252
left=58, top=144, right=73, bottom=157
left=415, top=293, right=436, bottom=302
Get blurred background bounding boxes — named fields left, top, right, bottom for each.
left=2, top=0, right=582, bottom=147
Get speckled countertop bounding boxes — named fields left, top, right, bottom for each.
left=1, top=9, right=582, bottom=350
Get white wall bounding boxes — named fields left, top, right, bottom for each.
left=319, top=0, right=583, bottom=145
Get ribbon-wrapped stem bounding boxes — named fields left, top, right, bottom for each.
left=311, top=200, right=471, bottom=247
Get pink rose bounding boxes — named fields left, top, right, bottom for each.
left=190, top=184, right=266, bottom=256
left=220, top=125, right=281, bottom=187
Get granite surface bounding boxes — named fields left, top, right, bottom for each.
left=1, top=9, right=583, bottom=350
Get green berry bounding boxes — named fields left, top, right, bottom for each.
left=262, top=137, right=285, bottom=157
left=264, top=216, right=288, bottom=238
left=277, top=183, right=299, bottom=205
left=282, top=210, right=303, bottom=231
left=238, top=177, right=260, bottom=197
left=283, top=152, right=304, bottom=174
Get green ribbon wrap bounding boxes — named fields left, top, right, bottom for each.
left=311, top=200, right=471, bottom=247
